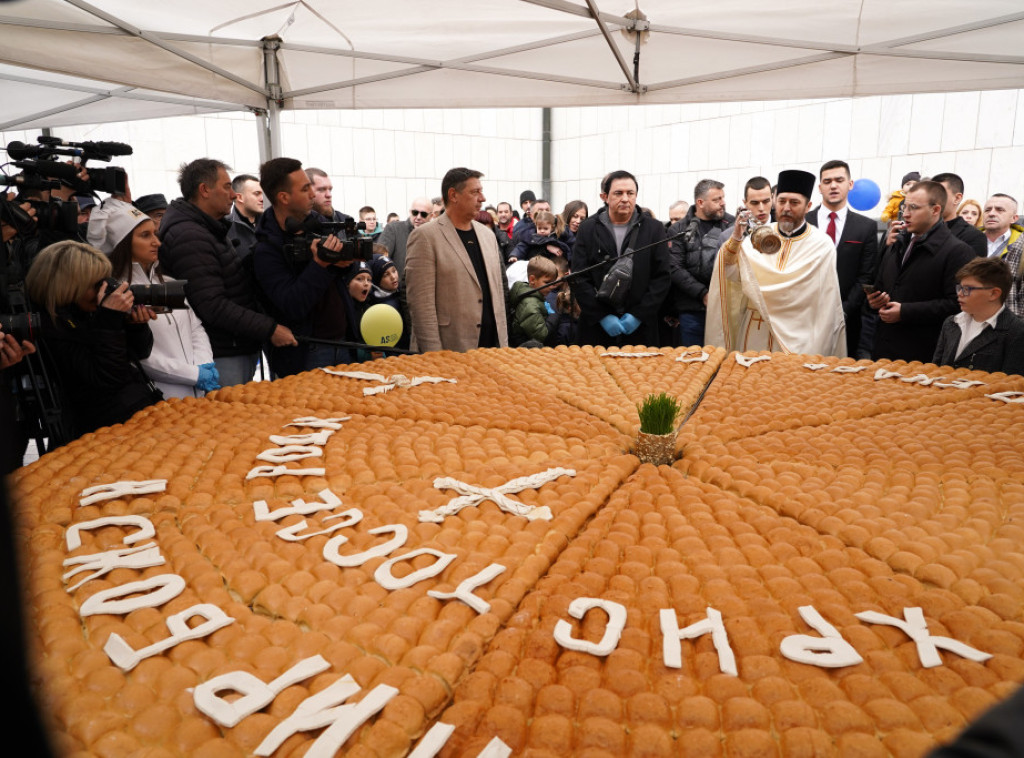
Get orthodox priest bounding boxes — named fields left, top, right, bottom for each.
left=705, top=169, right=847, bottom=357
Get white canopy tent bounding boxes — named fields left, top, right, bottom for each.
left=1, top=0, right=1023, bottom=157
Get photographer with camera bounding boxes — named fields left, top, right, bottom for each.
left=253, top=157, right=361, bottom=377
left=90, top=202, right=219, bottom=399
left=23, top=240, right=160, bottom=437
left=159, top=158, right=295, bottom=387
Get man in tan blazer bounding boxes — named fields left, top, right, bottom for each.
left=405, top=168, right=509, bottom=352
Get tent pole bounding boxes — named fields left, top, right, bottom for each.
left=262, top=36, right=283, bottom=160
left=541, top=108, right=552, bottom=202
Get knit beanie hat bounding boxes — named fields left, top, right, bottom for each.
left=86, top=198, right=150, bottom=253
left=370, top=256, right=397, bottom=286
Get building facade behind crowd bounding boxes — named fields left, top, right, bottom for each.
left=4, top=149, right=1023, bottom=465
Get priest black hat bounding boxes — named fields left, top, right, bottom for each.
left=776, top=169, right=816, bottom=199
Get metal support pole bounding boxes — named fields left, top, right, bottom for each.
left=262, top=36, right=283, bottom=159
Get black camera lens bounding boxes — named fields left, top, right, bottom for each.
left=129, top=281, right=187, bottom=309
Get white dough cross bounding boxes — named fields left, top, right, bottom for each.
left=418, top=468, right=576, bottom=523
left=321, top=369, right=456, bottom=396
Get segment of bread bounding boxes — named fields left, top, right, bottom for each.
left=680, top=392, right=1024, bottom=613
left=470, top=345, right=725, bottom=436
left=445, top=467, right=1021, bottom=755
left=681, top=353, right=1023, bottom=445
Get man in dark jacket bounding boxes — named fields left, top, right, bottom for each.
left=570, top=170, right=671, bottom=347
left=225, top=173, right=263, bottom=260
left=254, top=157, right=354, bottom=377
left=666, top=179, right=733, bottom=347
left=868, top=180, right=976, bottom=363
left=933, top=172, right=987, bottom=257
left=807, top=160, right=880, bottom=355
left=159, top=158, right=295, bottom=386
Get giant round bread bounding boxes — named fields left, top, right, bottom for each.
left=11, top=346, right=1024, bottom=757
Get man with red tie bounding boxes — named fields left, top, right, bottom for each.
left=807, top=160, right=879, bottom=355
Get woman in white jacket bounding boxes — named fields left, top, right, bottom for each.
left=89, top=199, right=220, bottom=399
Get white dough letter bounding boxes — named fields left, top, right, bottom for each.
left=428, top=563, right=506, bottom=614
left=79, top=574, right=186, bottom=617
left=660, top=607, right=737, bottom=676
left=194, top=655, right=330, bottom=727
left=780, top=606, right=864, bottom=668
left=553, top=597, right=627, bottom=656
left=324, top=524, right=407, bottom=568
left=856, top=607, right=992, bottom=668
left=374, top=547, right=457, bottom=590
left=66, top=515, right=156, bottom=551
left=255, top=677, right=397, bottom=757
left=105, top=603, right=234, bottom=671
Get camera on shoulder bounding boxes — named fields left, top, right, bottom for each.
left=284, top=216, right=374, bottom=264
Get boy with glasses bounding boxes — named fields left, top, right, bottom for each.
left=933, top=257, right=1024, bottom=374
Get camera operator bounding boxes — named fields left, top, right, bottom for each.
left=253, top=158, right=358, bottom=377
left=159, top=158, right=296, bottom=387
left=23, top=241, right=161, bottom=438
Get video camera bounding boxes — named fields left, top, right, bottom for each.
left=100, top=277, right=188, bottom=311
left=5, top=136, right=131, bottom=196
left=284, top=216, right=374, bottom=264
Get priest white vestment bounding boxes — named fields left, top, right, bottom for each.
left=705, top=223, right=847, bottom=357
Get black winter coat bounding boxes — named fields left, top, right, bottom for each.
left=253, top=208, right=355, bottom=377
left=41, top=306, right=158, bottom=437
left=570, top=208, right=671, bottom=347
left=666, top=207, right=731, bottom=313
left=946, top=216, right=987, bottom=258
left=872, top=220, right=976, bottom=363
left=159, top=199, right=276, bottom=358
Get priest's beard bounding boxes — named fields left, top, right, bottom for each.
left=778, top=214, right=803, bottom=234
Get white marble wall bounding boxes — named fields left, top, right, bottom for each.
left=3, top=88, right=1022, bottom=224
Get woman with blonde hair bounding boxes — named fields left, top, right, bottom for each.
left=958, top=199, right=984, bottom=230
left=25, top=240, right=160, bottom=437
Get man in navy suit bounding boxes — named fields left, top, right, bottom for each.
left=808, top=160, right=880, bottom=355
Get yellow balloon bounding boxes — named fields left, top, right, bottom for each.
left=360, top=304, right=403, bottom=347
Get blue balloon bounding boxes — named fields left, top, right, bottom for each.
left=848, top=178, right=881, bottom=211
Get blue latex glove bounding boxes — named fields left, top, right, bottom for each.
left=196, top=362, right=221, bottom=392
left=600, top=314, right=625, bottom=337
left=545, top=300, right=555, bottom=315
left=619, top=313, right=641, bottom=335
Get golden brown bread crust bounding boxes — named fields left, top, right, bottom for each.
left=12, top=347, right=1024, bottom=756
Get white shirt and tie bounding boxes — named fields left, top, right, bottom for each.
left=821, top=204, right=849, bottom=247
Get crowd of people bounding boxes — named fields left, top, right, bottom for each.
left=2, top=154, right=1023, bottom=469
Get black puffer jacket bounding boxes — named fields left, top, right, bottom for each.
left=158, top=199, right=276, bottom=357
left=666, top=206, right=732, bottom=313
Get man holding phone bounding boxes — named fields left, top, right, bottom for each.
left=868, top=180, right=975, bottom=363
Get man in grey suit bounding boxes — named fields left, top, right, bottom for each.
left=405, top=168, right=509, bottom=352
left=379, top=196, right=432, bottom=278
